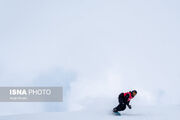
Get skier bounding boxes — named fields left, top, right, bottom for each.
left=113, top=90, right=137, bottom=113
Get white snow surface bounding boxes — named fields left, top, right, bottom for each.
left=0, top=105, right=179, bottom=120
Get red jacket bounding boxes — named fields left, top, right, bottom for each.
left=124, top=92, right=133, bottom=102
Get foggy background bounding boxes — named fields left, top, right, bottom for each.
left=0, top=0, right=180, bottom=115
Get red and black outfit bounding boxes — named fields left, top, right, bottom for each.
left=113, top=91, right=134, bottom=112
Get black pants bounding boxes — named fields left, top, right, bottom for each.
left=113, top=93, right=126, bottom=112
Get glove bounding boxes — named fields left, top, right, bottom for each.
left=128, top=105, right=132, bottom=109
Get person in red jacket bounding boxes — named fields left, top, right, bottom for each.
left=113, top=90, right=137, bottom=113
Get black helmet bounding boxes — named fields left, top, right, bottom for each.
left=132, top=90, right=137, bottom=94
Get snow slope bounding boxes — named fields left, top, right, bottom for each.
left=0, top=106, right=179, bottom=120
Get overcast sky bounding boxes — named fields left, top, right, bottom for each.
left=0, top=0, right=180, bottom=115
